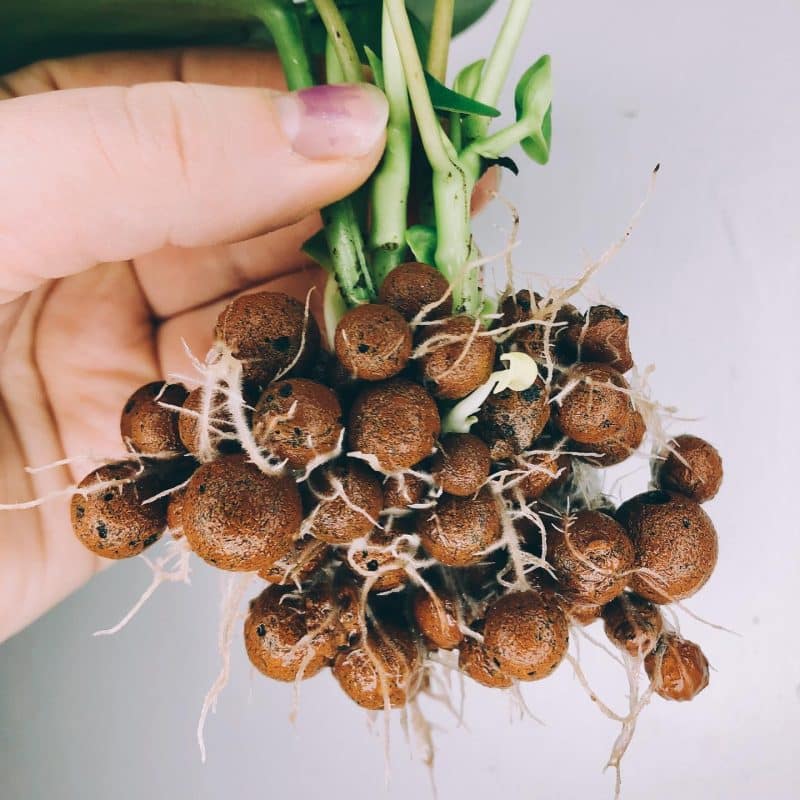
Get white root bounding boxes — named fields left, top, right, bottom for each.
left=197, top=572, right=256, bottom=763
left=93, top=538, right=192, bottom=637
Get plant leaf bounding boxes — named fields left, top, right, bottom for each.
left=514, top=54, right=553, bottom=165
left=405, top=225, right=438, bottom=266
left=453, top=59, right=485, bottom=99
left=301, top=230, right=333, bottom=272
left=0, top=0, right=497, bottom=75
left=426, top=71, right=500, bottom=117
left=363, top=46, right=385, bottom=90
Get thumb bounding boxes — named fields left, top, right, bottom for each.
left=0, top=82, right=388, bottom=301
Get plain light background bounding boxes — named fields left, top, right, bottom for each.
left=1, top=1, right=799, bottom=798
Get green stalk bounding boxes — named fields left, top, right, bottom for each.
left=386, top=0, right=478, bottom=314
left=369, top=5, right=412, bottom=286
left=463, top=0, right=534, bottom=141
left=315, top=33, right=370, bottom=304
left=311, top=0, right=363, bottom=83
left=427, top=0, right=455, bottom=83
left=258, top=1, right=314, bottom=90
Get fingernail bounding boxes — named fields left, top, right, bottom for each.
left=275, top=84, right=388, bottom=160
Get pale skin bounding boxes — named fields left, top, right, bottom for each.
left=0, top=48, right=497, bottom=644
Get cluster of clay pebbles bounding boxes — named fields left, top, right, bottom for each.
left=70, top=261, right=722, bottom=713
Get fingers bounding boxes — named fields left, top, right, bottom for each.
left=0, top=47, right=287, bottom=95
left=0, top=81, right=388, bottom=302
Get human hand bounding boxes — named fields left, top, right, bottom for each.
left=0, top=48, right=389, bottom=643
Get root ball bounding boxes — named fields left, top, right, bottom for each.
left=602, top=593, right=663, bottom=657
left=332, top=623, right=423, bottom=710
left=306, top=459, right=384, bottom=544
left=430, top=433, right=491, bottom=497
left=214, top=291, right=320, bottom=386
left=475, top=377, right=551, bottom=460
left=334, top=304, right=412, bottom=381
left=348, top=379, right=440, bottom=472
left=182, top=454, right=301, bottom=571
left=418, top=315, right=496, bottom=400
left=71, top=462, right=168, bottom=559
left=379, top=262, right=452, bottom=321
left=120, top=382, right=187, bottom=455
left=417, top=488, right=501, bottom=567
left=547, top=510, right=635, bottom=606
left=178, top=387, right=236, bottom=458
left=483, top=590, right=569, bottom=681
left=644, top=632, right=710, bottom=701
left=458, top=622, right=513, bottom=688
left=573, top=409, right=645, bottom=467
left=552, top=364, right=632, bottom=445
left=244, top=586, right=334, bottom=682
left=561, top=305, right=634, bottom=373
left=412, top=581, right=463, bottom=650
left=617, top=490, right=718, bottom=603
left=258, top=536, right=331, bottom=586
left=253, top=378, right=343, bottom=469
left=656, top=434, right=723, bottom=503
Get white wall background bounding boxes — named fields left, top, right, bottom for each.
left=2, top=1, right=799, bottom=798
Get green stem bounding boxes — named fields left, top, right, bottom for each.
left=258, top=1, right=314, bottom=90
left=260, top=0, right=373, bottom=307
left=427, top=0, right=455, bottom=83
left=386, top=0, right=477, bottom=313
left=311, top=0, right=363, bottom=83
left=463, top=0, right=534, bottom=141
left=369, top=5, right=412, bottom=286
left=464, top=118, right=534, bottom=160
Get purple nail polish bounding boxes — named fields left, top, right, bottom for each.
left=275, top=83, right=388, bottom=160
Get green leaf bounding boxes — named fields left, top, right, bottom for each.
left=363, top=46, right=385, bottom=91
left=514, top=54, right=553, bottom=165
left=0, top=0, right=497, bottom=76
left=426, top=71, right=500, bottom=117
left=301, top=230, right=333, bottom=272
left=405, top=225, right=438, bottom=266
left=453, top=59, right=485, bottom=99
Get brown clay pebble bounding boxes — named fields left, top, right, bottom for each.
left=561, top=305, right=634, bottom=373
left=166, top=487, right=185, bottom=535
left=244, top=586, right=334, bottom=682
left=573, top=409, right=645, bottom=467
left=644, top=632, right=710, bottom=701
left=383, top=473, right=428, bottom=511
left=182, top=454, right=301, bottom=571
left=347, top=524, right=414, bottom=592
left=500, top=290, right=582, bottom=364
left=657, top=434, right=723, bottom=503
left=552, top=363, right=632, bottom=445
left=430, top=433, right=491, bottom=497
left=379, top=262, right=452, bottom=321
left=512, top=449, right=571, bottom=501
left=417, top=488, right=501, bottom=567
left=475, top=377, right=550, bottom=460
left=484, top=590, right=569, bottom=681
left=120, top=382, right=187, bottom=455
left=333, top=569, right=365, bottom=649
left=334, top=304, right=413, bottom=381
left=332, top=623, right=423, bottom=710
left=566, top=601, right=603, bottom=626
left=71, top=462, right=169, bottom=559
left=412, top=583, right=463, bottom=650
left=616, top=490, right=718, bottom=603
left=348, top=379, right=440, bottom=472
left=178, top=387, right=236, bottom=458
left=602, top=593, right=663, bottom=657
left=252, top=379, right=343, bottom=470
left=306, top=459, right=384, bottom=544
left=458, top=622, right=513, bottom=688
left=418, top=315, right=496, bottom=400
left=548, top=510, right=635, bottom=606
left=214, top=291, right=320, bottom=385
left=258, top=536, right=331, bottom=586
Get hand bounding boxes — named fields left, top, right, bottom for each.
left=0, top=48, right=389, bottom=643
